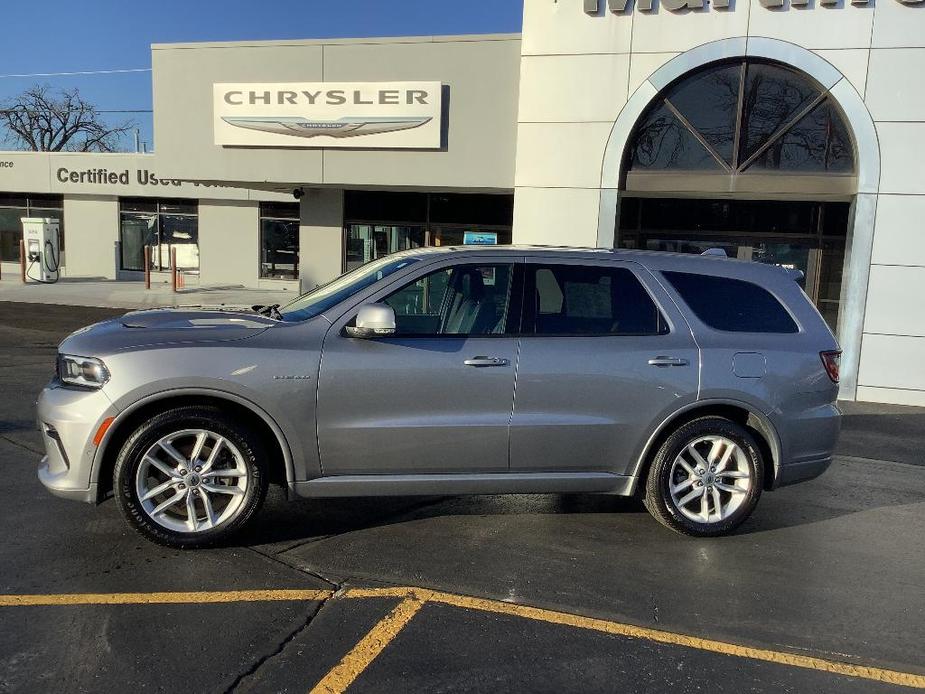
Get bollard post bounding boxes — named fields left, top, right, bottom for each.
left=144, top=245, right=151, bottom=289
left=171, top=247, right=178, bottom=293
left=19, top=240, right=26, bottom=284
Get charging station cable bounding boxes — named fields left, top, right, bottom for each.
left=25, top=240, right=61, bottom=285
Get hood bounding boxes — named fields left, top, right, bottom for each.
left=119, top=308, right=277, bottom=330
left=59, top=306, right=277, bottom=355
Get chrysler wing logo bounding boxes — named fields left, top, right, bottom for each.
left=222, top=115, right=433, bottom=139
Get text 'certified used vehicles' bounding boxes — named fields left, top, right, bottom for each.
left=37, top=247, right=841, bottom=546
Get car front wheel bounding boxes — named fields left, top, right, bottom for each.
left=643, top=416, right=763, bottom=537
left=114, top=405, right=268, bottom=548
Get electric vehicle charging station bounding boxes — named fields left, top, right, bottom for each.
left=21, top=217, right=61, bottom=284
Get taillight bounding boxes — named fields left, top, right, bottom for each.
left=820, top=350, right=841, bottom=383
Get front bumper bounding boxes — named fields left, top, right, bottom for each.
left=35, top=380, right=117, bottom=504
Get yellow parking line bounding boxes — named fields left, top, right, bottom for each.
left=339, top=587, right=925, bottom=690
left=340, top=586, right=414, bottom=600
left=0, top=589, right=332, bottom=606
left=309, top=593, right=431, bottom=694
left=428, top=590, right=925, bottom=689
left=3, top=585, right=923, bottom=690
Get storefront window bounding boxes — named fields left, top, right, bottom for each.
left=119, top=198, right=198, bottom=272
left=618, top=197, right=849, bottom=330
left=626, top=59, right=855, bottom=176
left=0, top=194, right=64, bottom=262
left=345, top=224, right=425, bottom=272
left=343, top=191, right=513, bottom=270
left=259, top=202, right=300, bottom=280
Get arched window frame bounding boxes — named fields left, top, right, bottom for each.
left=622, top=58, right=858, bottom=196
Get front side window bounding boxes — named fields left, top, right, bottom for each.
left=663, top=271, right=798, bottom=333
left=381, top=264, right=514, bottom=336
left=260, top=202, right=300, bottom=280
left=526, top=264, right=667, bottom=336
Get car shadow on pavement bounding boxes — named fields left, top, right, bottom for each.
left=235, top=457, right=925, bottom=548
left=236, top=490, right=646, bottom=549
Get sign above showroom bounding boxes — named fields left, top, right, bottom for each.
left=213, top=81, right=442, bottom=149
left=584, top=0, right=920, bottom=11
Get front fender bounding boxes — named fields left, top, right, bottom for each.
left=94, top=383, right=303, bottom=492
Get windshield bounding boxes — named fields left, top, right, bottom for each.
left=278, top=255, right=421, bottom=322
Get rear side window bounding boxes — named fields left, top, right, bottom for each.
left=663, top=271, right=798, bottom=333
left=527, top=264, right=668, bottom=336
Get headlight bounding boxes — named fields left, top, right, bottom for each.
left=57, top=354, right=110, bottom=389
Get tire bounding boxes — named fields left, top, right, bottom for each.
left=114, top=405, right=268, bottom=548
left=643, top=416, right=763, bottom=537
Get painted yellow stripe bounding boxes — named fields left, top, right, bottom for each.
left=0, top=589, right=332, bottom=606
left=340, top=587, right=925, bottom=690
left=3, top=585, right=923, bottom=690
left=340, top=586, right=415, bottom=600
left=309, top=594, right=430, bottom=694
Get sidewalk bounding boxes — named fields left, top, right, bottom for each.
left=0, top=277, right=299, bottom=310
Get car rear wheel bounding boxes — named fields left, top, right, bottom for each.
left=114, top=405, right=268, bottom=548
left=643, top=416, right=763, bottom=537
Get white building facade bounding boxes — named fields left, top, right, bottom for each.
left=512, top=0, right=925, bottom=405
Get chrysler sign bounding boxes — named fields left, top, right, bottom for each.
left=213, top=81, right=442, bottom=149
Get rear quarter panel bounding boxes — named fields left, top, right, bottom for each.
left=644, top=254, right=840, bottom=469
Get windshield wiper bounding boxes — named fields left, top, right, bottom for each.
left=252, top=303, right=283, bottom=321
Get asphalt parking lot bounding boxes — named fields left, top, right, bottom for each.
left=1, top=300, right=923, bottom=693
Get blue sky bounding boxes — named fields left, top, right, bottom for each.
left=0, top=0, right=523, bottom=151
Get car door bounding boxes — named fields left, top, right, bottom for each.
left=509, top=259, right=699, bottom=476
left=316, top=257, right=522, bottom=475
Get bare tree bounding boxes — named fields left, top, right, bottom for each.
left=0, top=84, right=135, bottom=152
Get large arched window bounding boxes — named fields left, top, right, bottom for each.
left=624, top=60, right=855, bottom=194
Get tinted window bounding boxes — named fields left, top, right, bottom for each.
left=664, top=271, right=798, bottom=333
left=664, top=62, right=742, bottom=165
left=429, top=193, right=514, bottom=225
left=744, top=100, right=854, bottom=173
left=626, top=59, right=855, bottom=176
left=382, top=264, right=513, bottom=336
left=344, top=190, right=427, bottom=223
left=739, top=62, right=821, bottom=164
left=628, top=102, right=723, bottom=171
left=259, top=203, right=300, bottom=280
left=527, top=265, right=667, bottom=336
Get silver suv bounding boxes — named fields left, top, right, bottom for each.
left=37, top=247, right=841, bottom=547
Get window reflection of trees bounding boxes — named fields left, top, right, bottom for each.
left=633, top=104, right=720, bottom=170
left=665, top=64, right=740, bottom=165
left=627, top=59, right=855, bottom=175
left=749, top=102, right=854, bottom=172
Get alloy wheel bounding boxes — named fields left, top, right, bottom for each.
left=668, top=435, right=753, bottom=524
left=134, top=428, right=249, bottom=533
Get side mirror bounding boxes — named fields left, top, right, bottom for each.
left=345, top=303, right=397, bottom=339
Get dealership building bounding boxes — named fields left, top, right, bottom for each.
left=1, top=0, right=924, bottom=405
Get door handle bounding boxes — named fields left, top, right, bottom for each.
left=648, top=356, right=689, bottom=367
left=464, top=356, right=509, bottom=367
